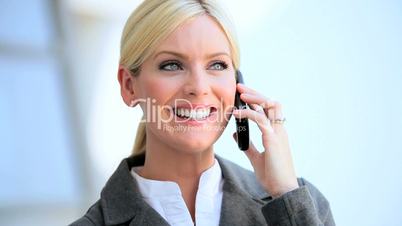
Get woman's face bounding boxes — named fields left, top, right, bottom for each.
left=133, top=15, right=236, bottom=154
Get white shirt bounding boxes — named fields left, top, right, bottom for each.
left=130, top=159, right=224, bottom=226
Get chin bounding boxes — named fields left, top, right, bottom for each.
left=183, top=138, right=214, bottom=152
left=170, top=133, right=216, bottom=154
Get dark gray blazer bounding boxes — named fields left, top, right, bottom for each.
left=70, top=154, right=335, bottom=226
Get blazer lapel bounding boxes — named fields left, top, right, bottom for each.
left=216, top=156, right=271, bottom=226
left=101, top=154, right=170, bottom=226
left=219, top=180, right=267, bottom=226
left=128, top=205, right=170, bottom=226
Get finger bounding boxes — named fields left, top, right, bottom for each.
left=273, top=102, right=283, bottom=119
left=248, top=103, right=264, bottom=113
left=236, top=83, right=259, bottom=95
left=268, top=107, right=276, bottom=121
left=240, top=93, right=276, bottom=111
left=270, top=102, right=286, bottom=131
left=240, top=93, right=286, bottom=130
left=233, top=109, right=274, bottom=134
left=237, top=84, right=274, bottom=116
left=240, top=93, right=279, bottom=121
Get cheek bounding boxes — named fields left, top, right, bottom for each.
left=214, top=76, right=236, bottom=112
left=140, top=77, right=177, bottom=102
left=136, top=61, right=179, bottom=102
left=223, top=87, right=235, bottom=106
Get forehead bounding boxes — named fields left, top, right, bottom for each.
left=154, top=15, right=231, bottom=57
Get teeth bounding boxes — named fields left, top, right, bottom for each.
left=175, top=108, right=211, bottom=119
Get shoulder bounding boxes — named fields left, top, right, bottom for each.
left=69, top=200, right=105, bottom=226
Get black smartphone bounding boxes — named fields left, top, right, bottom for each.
left=234, top=70, right=249, bottom=151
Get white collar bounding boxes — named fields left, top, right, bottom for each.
left=130, top=159, right=223, bottom=226
left=131, top=158, right=222, bottom=198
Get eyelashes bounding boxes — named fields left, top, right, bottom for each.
left=211, top=61, right=228, bottom=70
left=158, top=60, right=229, bottom=71
left=159, top=60, right=183, bottom=71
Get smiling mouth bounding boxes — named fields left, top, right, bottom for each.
left=172, top=107, right=217, bottom=120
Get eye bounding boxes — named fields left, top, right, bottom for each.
left=159, top=60, right=183, bottom=71
left=209, top=61, right=228, bottom=71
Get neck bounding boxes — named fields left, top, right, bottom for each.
left=138, top=129, right=215, bottom=222
left=140, top=137, right=215, bottom=183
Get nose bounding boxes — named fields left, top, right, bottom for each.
left=183, top=68, right=211, bottom=97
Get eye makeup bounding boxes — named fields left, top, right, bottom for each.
left=158, top=60, right=183, bottom=71
left=209, top=61, right=228, bottom=70
left=158, top=59, right=229, bottom=72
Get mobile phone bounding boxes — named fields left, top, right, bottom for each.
left=234, top=70, right=249, bottom=151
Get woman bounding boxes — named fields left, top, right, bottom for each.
left=71, top=0, right=335, bottom=225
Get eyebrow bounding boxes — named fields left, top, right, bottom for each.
left=153, top=51, right=231, bottom=60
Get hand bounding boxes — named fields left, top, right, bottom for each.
left=232, top=83, right=299, bottom=198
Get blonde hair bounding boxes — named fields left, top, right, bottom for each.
left=119, top=0, right=241, bottom=156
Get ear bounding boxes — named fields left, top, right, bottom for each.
left=118, top=65, right=138, bottom=107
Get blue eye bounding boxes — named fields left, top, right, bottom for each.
left=159, top=61, right=183, bottom=71
left=209, top=61, right=228, bottom=70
